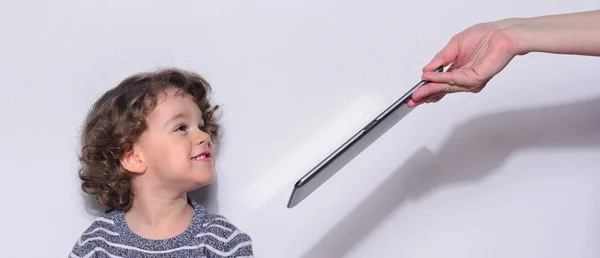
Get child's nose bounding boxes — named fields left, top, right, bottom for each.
left=193, top=129, right=211, bottom=145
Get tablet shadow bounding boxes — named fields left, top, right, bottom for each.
left=300, top=96, right=600, bottom=258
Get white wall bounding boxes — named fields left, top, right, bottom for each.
left=1, top=1, right=599, bottom=257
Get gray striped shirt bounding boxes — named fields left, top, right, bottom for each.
left=70, top=197, right=253, bottom=257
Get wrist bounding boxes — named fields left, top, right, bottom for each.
left=499, top=18, right=532, bottom=56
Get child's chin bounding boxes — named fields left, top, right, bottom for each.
left=201, top=174, right=216, bottom=186
left=183, top=180, right=214, bottom=193
left=191, top=173, right=216, bottom=187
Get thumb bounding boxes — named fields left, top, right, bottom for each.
left=422, top=36, right=459, bottom=72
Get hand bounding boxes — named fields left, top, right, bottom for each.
left=408, top=20, right=521, bottom=107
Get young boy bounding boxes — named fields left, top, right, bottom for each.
left=70, top=68, right=254, bottom=257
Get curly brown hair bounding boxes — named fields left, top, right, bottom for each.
left=78, top=68, right=221, bottom=213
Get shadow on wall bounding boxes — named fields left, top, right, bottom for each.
left=83, top=193, right=105, bottom=218
left=82, top=179, right=221, bottom=216
left=300, top=96, right=600, bottom=258
left=189, top=181, right=220, bottom=213
left=190, top=129, right=226, bottom=213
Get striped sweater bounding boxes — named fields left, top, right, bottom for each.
left=70, top=197, right=253, bottom=257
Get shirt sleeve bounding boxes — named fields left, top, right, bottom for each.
left=68, top=218, right=116, bottom=258
left=201, top=215, right=254, bottom=258
left=69, top=235, right=99, bottom=258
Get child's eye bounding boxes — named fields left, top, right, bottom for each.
left=175, top=124, right=188, bottom=132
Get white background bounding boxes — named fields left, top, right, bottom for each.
left=1, top=1, right=600, bottom=257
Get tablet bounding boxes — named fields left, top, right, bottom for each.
left=286, top=65, right=445, bottom=208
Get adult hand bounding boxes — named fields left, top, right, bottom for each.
left=408, top=20, right=520, bottom=107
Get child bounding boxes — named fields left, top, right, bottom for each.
left=70, top=68, right=254, bottom=257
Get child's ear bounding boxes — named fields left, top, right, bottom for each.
left=120, top=145, right=146, bottom=174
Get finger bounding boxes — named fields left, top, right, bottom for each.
left=411, top=82, right=445, bottom=102
left=421, top=68, right=476, bottom=88
left=407, top=99, right=419, bottom=108
left=430, top=94, right=445, bottom=103
left=412, top=82, right=466, bottom=102
left=407, top=93, right=436, bottom=107
left=422, top=35, right=460, bottom=72
left=422, top=92, right=445, bottom=104
left=407, top=91, right=445, bottom=108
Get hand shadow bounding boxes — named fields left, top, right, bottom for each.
left=300, top=96, right=600, bottom=258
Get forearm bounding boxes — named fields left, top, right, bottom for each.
left=508, top=10, right=600, bottom=56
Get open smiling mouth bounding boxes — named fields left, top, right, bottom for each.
left=192, top=151, right=211, bottom=161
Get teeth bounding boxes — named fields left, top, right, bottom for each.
left=194, top=154, right=207, bottom=160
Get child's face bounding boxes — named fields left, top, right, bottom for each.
left=134, top=87, right=216, bottom=192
